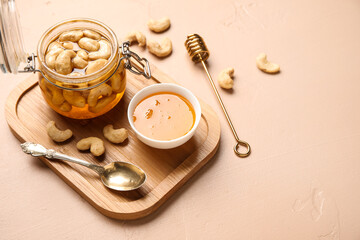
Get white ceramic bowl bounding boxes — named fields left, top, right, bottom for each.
left=127, top=83, right=201, bottom=149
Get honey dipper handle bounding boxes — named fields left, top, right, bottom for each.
left=185, top=34, right=250, bottom=157
left=200, top=61, right=251, bottom=157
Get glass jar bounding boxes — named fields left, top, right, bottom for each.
left=0, top=0, right=27, bottom=74
left=37, top=19, right=127, bottom=119
left=0, top=0, right=151, bottom=119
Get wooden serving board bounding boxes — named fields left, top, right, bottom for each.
left=5, top=65, right=220, bottom=220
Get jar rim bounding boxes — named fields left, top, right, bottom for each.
left=37, top=18, right=119, bottom=84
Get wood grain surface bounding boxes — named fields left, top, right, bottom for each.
left=5, top=66, right=220, bottom=220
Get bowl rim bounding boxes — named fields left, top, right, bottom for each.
left=127, top=83, right=201, bottom=144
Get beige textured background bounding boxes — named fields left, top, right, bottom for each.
left=1, top=0, right=360, bottom=239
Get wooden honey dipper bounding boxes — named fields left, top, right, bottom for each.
left=185, top=34, right=251, bottom=157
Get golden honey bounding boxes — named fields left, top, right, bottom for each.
left=133, top=92, right=196, bottom=140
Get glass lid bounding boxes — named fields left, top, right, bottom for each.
left=0, top=0, right=26, bottom=74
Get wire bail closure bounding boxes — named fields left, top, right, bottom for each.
left=19, top=53, right=37, bottom=74
left=120, top=41, right=151, bottom=79
left=19, top=42, right=152, bottom=81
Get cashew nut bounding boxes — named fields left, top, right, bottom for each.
left=78, top=83, right=89, bottom=90
left=63, top=42, right=73, bottom=50
left=88, top=40, right=112, bottom=60
left=59, top=30, right=84, bottom=42
left=40, top=78, right=50, bottom=93
left=73, top=56, right=88, bottom=69
left=88, top=94, right=116, bottom=113
left=147, top=17, right=171, bottom=33
left=77, top=49, right=88, bottom=60
left=78, top=37, right=100, bottom=52
left=43, top=90, right=53, bottom=103
left=47, top=42, right=63, bottom=52
left=147, top=37, right=172, bottom=57
left=73, top=50, right=88, bottom=69
left=46, top=121, right=73, bottom=142
left=63, top=90, right=86, bottom=108
left=68, top=72, right=84, bottom=77
left=218, top=67, right=235, bottom=89
left=46, top=82, right=65, bottom=105
left=83, top=29, right=101, bottom=40
left=256, top=53, right=280, bottom=73
left=45, top=48, right=64, bottom=70
left=59, top=101, right=72, bottom=112
left=55, top=50, right=76, bottom=75
left=109, top=72, right=124, bottom=92
left=76, top=137, right=105, bottom=156
left=124, top=31, right=146, bottom=47
left=103, top=124, right=128, bottom=144
left=87, top=83, right=113, bottom=107
left=85, top=59, right=108, bottom=75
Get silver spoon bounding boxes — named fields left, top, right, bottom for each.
left=20, top=142, right=146, bottom=191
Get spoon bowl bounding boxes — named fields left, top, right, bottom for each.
left=101, top=162, right=146, bottom=191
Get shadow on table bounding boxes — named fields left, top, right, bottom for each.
left=106, top=141, right=222, bottom=225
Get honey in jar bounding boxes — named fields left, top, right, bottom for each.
left=37, top=19, right=126, bottom=119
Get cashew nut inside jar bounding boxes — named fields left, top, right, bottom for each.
left=0, top=5, right=151, bottom=119
left=37, top=19, right=128, bottom=119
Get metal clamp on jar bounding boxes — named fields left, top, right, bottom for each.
left=0, top=0, right=151, bottom=119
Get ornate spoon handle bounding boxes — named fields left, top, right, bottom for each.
left=20, top=142, right=104, bottom=174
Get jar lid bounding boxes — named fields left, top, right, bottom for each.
left=0, top=0, right=26, bottom=73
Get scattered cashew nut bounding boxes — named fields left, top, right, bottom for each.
left=147, top=17, right=171, bottom=33
left=76, top=137, right=105, bottom=156
left=103, top=124, right=128, bottom=144
left=59, top=30, right=84, bottom=42
left=218, top=67, right=235, bottom=89
left=87, top=83, right=113, bottom=107
left=147, top=37, right=172, bottom=57
left=124, top=31, right=146, bottom=47
left=46, top=121, right=73, bottom=142
left=256, top=53, right=280, bottom=73
left=63, top=90, right=86, bottom=108
left=83, top=29, right=101, bottom=40
left=85, top=59, right=108, bottom=75
left=78, top=37, right=100, bottom=52
left=55, top=50, right=76, bottom=75
left=88, top=40, right=112, bottom=60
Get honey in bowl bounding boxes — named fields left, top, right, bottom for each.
left=133, top=92, right=196, bottom=141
